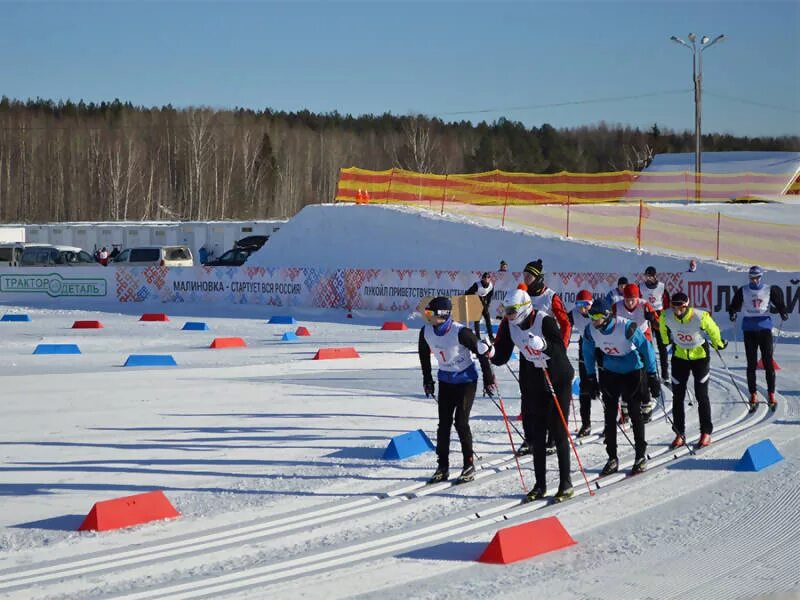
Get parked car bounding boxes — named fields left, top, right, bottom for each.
left=205, top=248, right=252, bottom=267
left=19, top=245, right=97, bottom=267
left=234, top=235, right=268, bottom=252
left=110, top=245, right=194, bottom=267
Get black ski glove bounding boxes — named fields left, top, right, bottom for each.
left=584, top=374, right=600, bottom=399
left=423, top=380, right=435, bottom=399
left=729, top=312, right=737, bottom=322
left=717, top=339, right=728, bottom=350
left=647, top=372, right=661, bottom=399
left=780, top=312, right=788, bottom=321
left=484, top=377, right=499, bottom=398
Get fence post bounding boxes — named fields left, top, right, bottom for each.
left=636, top=198, right=644, bottom=250
left=386, top=168, right=394, bottom=205
left=501, top=183, right=510, bottom=228
left=565, top=194, right=571, bottom=238
left=715, top=211, right=721, bottom=260
left=435, top=173, right=447, bottom=211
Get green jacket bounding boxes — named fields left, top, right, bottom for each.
left=659, top=307, right=724, bottom=360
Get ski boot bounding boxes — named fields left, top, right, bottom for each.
left=525, top=483, right=546, bottom=502
left=669, top=434, right=685, bottom=450
left=641, top=401, right=654, bottom=424
left=427, top=466, right=449, bottom=484
left=455, top=463, right=475, bottom=484
left=749, top=392, right=758, bottom=413
left=696, top=433, right=712, bottom=448
left=600, top=457, right=619, bottom=477
left=576, top=423, right=592, bottom=438
left=768, top=392, right=777, bottom=412
left=553, top=481, right=574, bottom=503
left=545, top=441, right=557, bottom=456
left=662, top=378, right=672, bottom=391
left=515, top=440, right=531, bottom=457
left=631, top=455, right=647, bottom=475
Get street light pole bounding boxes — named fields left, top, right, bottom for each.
left=670, top=33, right=725, bottom=202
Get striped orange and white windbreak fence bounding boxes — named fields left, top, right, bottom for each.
left=335, top=167, right=800, bottom=271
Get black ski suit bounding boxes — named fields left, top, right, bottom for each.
left=491, top=310, right=575, bottom=492
left=465, top=281, right=495, bottom=342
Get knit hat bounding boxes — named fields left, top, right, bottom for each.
left=524, top=259, right=543, bottom=278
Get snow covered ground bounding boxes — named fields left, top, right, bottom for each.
left=0, top=205, right=798, bottom=599
left=0, top=304, right=797, bottom=599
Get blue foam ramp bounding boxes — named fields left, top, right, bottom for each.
left=33, top=344, right=81, bottom=355
left=183, top=321, right=210, bottom=331
left=481, top=323, right=500, bottom=334
left=268, top=315, right=297, bottom=325
left=572, top=376, right=581, bottom=397
left=736, top=439, right=783, bottom=472
left=1, top=314, right=31, bottom=322
left=511, top=351, right=519, bottom=360
left=382, top=429, right=435, bottom=460
left=281, top=332, right=298, bottom=341
left=124, top=354, right=178, bottom=367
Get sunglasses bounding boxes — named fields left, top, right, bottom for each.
left=424, top=309, right=450, bottom=318
left=504, top=302, right=529, bottom=316
left=576, top=300, right=591, bottom=309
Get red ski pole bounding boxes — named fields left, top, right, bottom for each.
left=543, top=368, right=595, bottom=497
left=495, top=393, right=528, bottom=494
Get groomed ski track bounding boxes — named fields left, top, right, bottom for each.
left=0, top=368, right=781, bottom=599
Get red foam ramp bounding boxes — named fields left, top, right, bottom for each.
left=140, top=313, right=169, bottom=322
left=295, top=326, right=311, bottom=336
left=72, top=320, right=104, bottom=329
left=756, top=358, right=781, bottom=371
left=478, top=516, right=576, bottom=564
left=210, top=337, right=247, bottom=349
left=382, top=321, right=409, bottom=331
left=78, top=490, right=180, bottom=532
left=313, top=347, right=360, bottom=360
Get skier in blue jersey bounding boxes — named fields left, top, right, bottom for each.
left=581, top=300, right=660, bottom=476
left=418, top=296, right=497, bottom=484
left=727, top=266, right=788, bottom=411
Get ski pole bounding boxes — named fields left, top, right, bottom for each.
left=494, top=392, right=528, bottom=493
left=734, top=324, right=740, bottom=360
left=657, top=386, right=695, bottom=456
left=504, top=363, right=527, bottom=423
left=543, top=368, right=595, bottom=497
left=686, top=385, right=694, bottom=407
left=489, top=397, right=525, bottom=443
left=616, top=418, right=651, bottom=460
left=714, top=347, right=751, bottom=410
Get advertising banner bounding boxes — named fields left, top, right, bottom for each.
left=1, top=266, right=797, bottom=333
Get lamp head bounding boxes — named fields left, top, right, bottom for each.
left=688, top=32, right=696, bottom=42
left=701, top=35, right=710, bottom=44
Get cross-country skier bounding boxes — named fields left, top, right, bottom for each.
left=605, top=276, right=628, bottom=307
left=419, top=296, right=497, bottom=484
left=641, top=266, right=671, bottom=387
left=522, top=259, right=571, bottom=347
left=612, top=283, right=659, bottom=423
left=569, top=289, right=597, bottom=437
left=465, top=272, right=495, bottom=342
left=491, top=288, right=575, bottom=503
left=582, top=300, right=660, bottom=476
left=659, top=292, right=726, bottom=448
left=727, top=266, right=788, bottom=411
left=521, top=259, right=571, bottom=457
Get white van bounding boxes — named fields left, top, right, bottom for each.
left=0, top=242, right=26, bottom=266
left=19, top=245, right=97, bottom=267
left=111, top=246, right=194, bottom=267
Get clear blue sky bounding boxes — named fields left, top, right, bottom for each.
left=1, top=1, right=798, bottom=137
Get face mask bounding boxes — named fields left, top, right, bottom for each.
left=433, top=317, right=452, bottom=336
